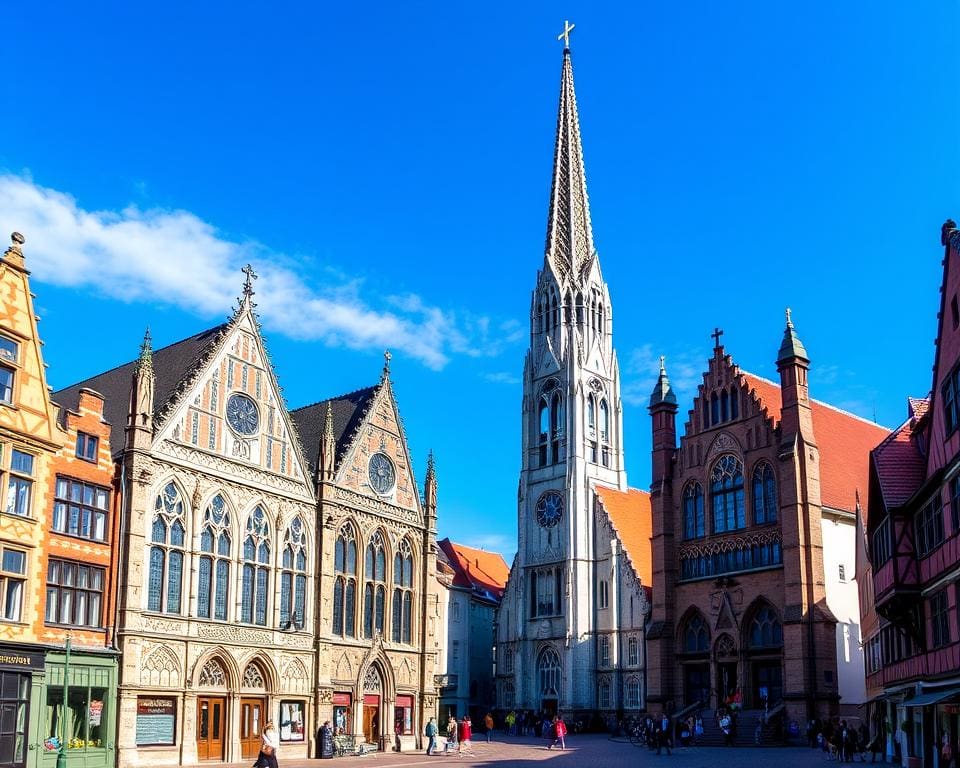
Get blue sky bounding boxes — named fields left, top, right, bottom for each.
left=1, top=3, right=957, bottom=558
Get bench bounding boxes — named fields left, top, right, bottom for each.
left=333, top=735, right=357, bottom=756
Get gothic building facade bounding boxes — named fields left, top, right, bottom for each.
left=495, top=46, right=652, bottom=721
left=53, top=277, right=439, bottom=766
left=646, top=324, right=888, bottom=727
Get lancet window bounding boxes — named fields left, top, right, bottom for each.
left=682, top=483, right=705, bottom=539
left=280, top=516, right=307, bottom=629
left=241, top=506, right=271, bottom=626
left=333, top=525, right=357, bottom=637
left=711, top=455, right=745, bottom=533
left=392, top=538, right=414, bottom=644
left=752, top=462, right=777, bottom=525
left=148, top=482, right=186, bottom=614
left=197, top=494, right=231, bottom=621
left=363, top=532, right=387, bottom=638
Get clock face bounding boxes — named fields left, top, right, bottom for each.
left=226, top=393, right=260, bottom=436
left=536, top=491, right=564, bottom=528
left=368, top=452, right=396, bottom=494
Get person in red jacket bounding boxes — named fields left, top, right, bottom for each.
left=549, top=716, right=567, bottom=750
left=459, top=716, right=474, bottom=755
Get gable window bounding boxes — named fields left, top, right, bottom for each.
left=624, top=677, right=641, bottom=709
left=599, top=635, right=610, bottom=666
left=75, top=432, right=98, bottom=463
left=711, top=455, right=745, bottom=533
left=148, top=483, right=185, bottom=614
left=363, top=532, right=387, bottom=638
left=333, top=525, right=357, bottom=637
left=52, top=477, right=109, bottom=541
left=915, top=494, right=945, bottom=557
left=537, top=647, right=561, bottom=698
left=598, top=578, right=609, bottom=609
left=682, top=483, right=705, bottom=539
left=730, top=388, right=739, bottom=419
left=538, top=399, right=549, bottom=467
left=0, top=548, right=25, bottom=621
left=587, top=396, right=598, bottom=463
left=240, top=506, right=271, bottom=626
left=280, top=517, right=307, bottom=630
left=628, top=636, right=639, bottom=666
left=599, top=399, right=610, bottom=467
left=943, top=364, right=960, bottom=435
left=6, top=450, right=34, bottom=517
left=0, top=336, right=18, bottom=405
left=683, top=613, right=710, bottom=653
left=197, top=494, right=231, bottom=621
left=45, top=558, right=104, bottom=628
left=392, top=539, right=413, bottom=644
left=873, top=517, right=892, bottom=566
left=551, top=393, right=563, bottom=464
left=503, top=648, right=514, bottom=674
left=748, top=605, right=783, bottom=648
left=752, top=462, right=777, bottom=524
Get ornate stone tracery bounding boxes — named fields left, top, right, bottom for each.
left=198, top=658, right=227, bottom=687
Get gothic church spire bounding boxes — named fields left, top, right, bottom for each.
left=543, top=46, right=596, bottom=283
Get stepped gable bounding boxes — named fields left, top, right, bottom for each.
left=51, top=323, right=228, bottom=457
left=741, top=372, right=889, bottom=512
left=438, top=538, right=510, bottom=601
left=871, top=398, right=930, bottom=510
left=594, top=485, right=652, bottom=588
left=290, top=385, right=380, bottom=474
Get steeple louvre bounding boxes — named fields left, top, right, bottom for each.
left=543, top=49, right=595, bottom=283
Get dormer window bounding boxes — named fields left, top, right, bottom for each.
left=0, top=336, right=19, bottom=405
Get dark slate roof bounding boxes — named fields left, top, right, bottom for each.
left=51, top=324, right=228, bottom=458
left=290, top=385, right=380, bottom=475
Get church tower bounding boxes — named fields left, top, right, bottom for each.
left=503, top=33, right=628, bottom=715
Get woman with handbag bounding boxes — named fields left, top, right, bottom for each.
left=255, top=720, right=280, bottom=768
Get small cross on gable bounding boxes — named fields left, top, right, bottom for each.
left=711, top=327, right=724, bottom=349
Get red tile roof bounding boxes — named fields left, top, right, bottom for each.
left=594, top=486, right=653, bottom=587
left=437, top=539, right=510, bottom=601
left=742, top=373, right=890, bottom=513
left=871, top=399, right=929, bottom=510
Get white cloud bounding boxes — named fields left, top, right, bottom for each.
left=483, top=371, right=521, bottom=385
left=0, top=174, right=521, bottom=370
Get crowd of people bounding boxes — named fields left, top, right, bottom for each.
left=807, top=719, right=883, bottom=762
left=424, top=711, right=571, bottom=755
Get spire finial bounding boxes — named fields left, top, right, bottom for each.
left=785, top=307, right=793, bottom=328
left=136, top=326, right=153, bottom=372
left=649, top=354, right=677, bottom=408
left=3, top=232, right=26, bottom=266
left=324, top=401, right=334, bottom=439
left=382, top=349, right=392, bottom=380
left=659, top=354, right=666, bottom=373
left=777, top=307, right=809, bottom=363
left=557, top=20, right=575, bottom=50
left=427, top=449, right=435, bottom=476
left=241, top=264, right=258, bottom=299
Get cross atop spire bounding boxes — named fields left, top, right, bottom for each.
left=557, top=20, right=575, bottom=50
left=543, top=35, right=595, bottom=283
left=381, top=349, right=392, bottom=381
left=711, top=327, right=724, bottom=349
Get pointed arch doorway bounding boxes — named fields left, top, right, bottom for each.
left=361, top=665, right=384, bottom=747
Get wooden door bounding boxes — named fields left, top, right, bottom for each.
left=363, top=705, right=379, bottom=745
left=240, top=697, right=266, bottom=759
left=197, top=697, right=225, bottom=761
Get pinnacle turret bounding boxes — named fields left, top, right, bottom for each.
left=777, top=307, right=808, bottom=364
left=649, top=356, right=677, bottom=408
left=543, top=47, right=595, bottom=283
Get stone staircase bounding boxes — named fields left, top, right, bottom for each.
left=684, top=708, right=784, bottom=747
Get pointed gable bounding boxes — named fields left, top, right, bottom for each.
left=52, top=324, right=227, bottom=457
left=870, top=399, right=929, bottom=511
left=741, top=372, right=889, bottom=513
left=290, top=385, right=379, bottom=475
left=594, top=485, right=653, bottom=586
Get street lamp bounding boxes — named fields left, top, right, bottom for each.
left=56, top=634, right=71, bottom=768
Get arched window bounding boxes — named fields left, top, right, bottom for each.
left=538, top=398, right=549, bottom=467
left=148, top=482, right=186, bottom=614
left=536, top=300, right=543, bottom=334
left=550, top=293, right=558, bottom=330
left=502, top=681, right=516, bottom=709
left=730, top=387, right=739, bottom=419
left=624, top=676, right=641, bottom=709
left=702, top=399, right=710, bottom=429
left=333, top=525, right=357, bottom=637
left=280, top=516, right=307, bottom=629
left=242, top=661, right=266, bottom=689
left=710, top=392, right=720, bottom=426
left=241, top=506, right=271, bottom=626
left=711, top=455, right=745, bottom=533
left=683, top=613, right=710, bottom=653
left=363, top=532, right=387, bottom=638
left=752, top=462, right=777, bottom=524
left=587, top=396, right=598, bottom=463
left=598, top=679, right=611, bottom=709
left=550, top=393, right=563, bottom=463
left=720, top=391, right=729, bottom=422
left=599, top=399, right=610, bottom=466
left=537, top=647, right=561, bottom=697
left=748, top=605, right=783, bottom=648
left=392, top=539, right=414, bottom=644
left=197, top=494, right=231, bottom=621
left=198, top=658, right=227, bottom=687
left=682, top=483, right=705, bottom=539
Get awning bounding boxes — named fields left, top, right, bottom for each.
left=905, top=687, right=960, bottom=708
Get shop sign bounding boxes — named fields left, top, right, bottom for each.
left=332, top=693, right=351, bottom=706
left=89, top=700, right=103, bottom=727
left=0, top=649, right=44, bottom=671
left=136, top=697, right=176, bottom=746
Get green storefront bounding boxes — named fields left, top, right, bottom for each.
left=0, top=644, right=45, bottom=768
left=35, top=650, right=118, bottom=768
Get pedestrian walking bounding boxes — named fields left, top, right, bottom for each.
left=719, top=711, right=733, bottom=747
left=506, top=710, right=516, bottom=736
left=254, top=720, right=280, bottom=768
left=547, top=715, right=567, bottom=750
left=443, top=716, right=458, bottom=755
left=425, top=717, right=438, bottom=756
left=484, top=713, right=494, bottom=743
left=658, top=713, right=672, bottom=755
left=459, top=716, right=474, bottom=755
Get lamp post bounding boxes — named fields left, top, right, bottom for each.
left=56, top=635, right=71, bottom=768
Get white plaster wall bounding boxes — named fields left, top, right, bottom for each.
left=821, top=515, right=867, bottom=706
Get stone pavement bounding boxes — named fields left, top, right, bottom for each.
left=182, top=733, right=838, bottom=768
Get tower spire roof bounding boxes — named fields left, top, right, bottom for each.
left=543, top=40, right=595, bottom=282
left=649, top=355, right=677, bottom=408
left=777, top=307, right=809, bottom=363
